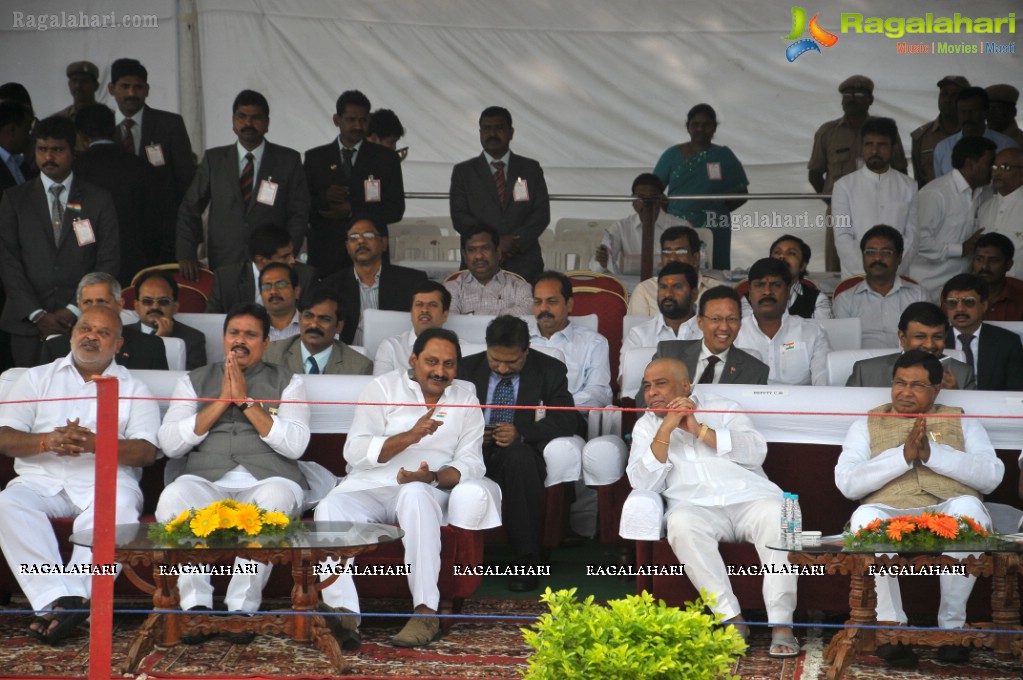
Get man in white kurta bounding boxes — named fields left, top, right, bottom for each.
left=909, top=137, right=995, bottom=300
left=316, top=328, right=485, bottom=648
left=373, top=280, right=450, bottom=375
left=835, top=350, right=1003, bottom=666
left=0, top=306, right=159, bottom=643
left=978, top=148, right=1023, bottom=279
left=626, top=357, right=798, bottom=657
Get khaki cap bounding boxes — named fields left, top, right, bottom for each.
left=66, top=61, right=99, bottom=80
left=986, top=84, right=1019, bottom=105
left=838, top=75, right=874, bottom=94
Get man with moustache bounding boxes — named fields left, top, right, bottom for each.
left=933, top=87, right=1020, bottom=179
left=0, top=115, right=119, bottom=367
left=305, top=90, right=405, bottom=277
left=833, top=225, right=927, bottom=349
left=258, top=263, right=302, bottom=341
left=156, top=303, right=311, bottom=643
left=740, top=235, right=832, bottom=320
left=374, top=280, right=451, bottom=376
left=985, top=85, right=1023, bottom=148
left=51, top=61, right=102, bottom=121
left=264, top=288, right=372, bottom=375
left=315, top=328, right=484, bottom=648
left=128, top=271, right=206, bottom=370
left=621, top=262, right=701, bottom=381
left=978, top=148, right=1023, bottom=280
left=735, top=258, right=831, bottom=386
left=0, top=306, right=159, bottom=645
left=627, top=226, right=724, bottom=316
left=445, top=226, right=533, bottom=316
left=911, top=76, right=970, bottom=189
left=450, top=106, right=551, bottom=281
left=971, top=233, right=1023, bottom=322
left=832, top=117, right=919, bottom=278
left=177, top=90, right=309, bottom=277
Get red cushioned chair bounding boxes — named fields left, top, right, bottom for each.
left=129, top=264, right=217, bottom=299
left=568, top=285, right=628, bottom=395
left=123, top=283, right=208, bottom=313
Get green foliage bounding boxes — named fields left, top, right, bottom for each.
left=521, top=588, right=745, bottom=680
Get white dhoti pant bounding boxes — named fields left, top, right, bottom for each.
left=850, top=495, right=989, bottom=629
left=155, top=475, right=304, bottom=611
left=665, top=496, right=797, bottom=624
left=314, top=483, right=448, bottom=619
left=0, top=479, right=141, bottom=611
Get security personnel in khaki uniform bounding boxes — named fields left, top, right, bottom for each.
left=910, top=75, right=970, bottom=189
left=51, top=61, right=101, bottom=121
left=986, top=84, right=1023, bottom=148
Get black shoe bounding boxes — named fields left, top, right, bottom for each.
left=937, top=644, right=970, bottom=663
left=884, top=643, right=918, bottom=668
left=508, top=574, right=538, bottom=592
left=225, top=631, right=256, bottom=645
left=181, top=606, right=217, bottom=645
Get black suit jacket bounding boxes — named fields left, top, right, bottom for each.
left=206, top=260, right=319, bottom=313
left=449, top=152, right=551, bottom=281
left=0, top=177, right=119, bottom=336
left=458, top=349, right=585, bottom=451
left=0, top=151, right=36, bottom=198
left=636, top=340, right=769, bottom=405
left=119, top=106, right=195, bottom=261
left=74, top=142, right=160, bottom=285
left=304, top=139, right=405, bottom=277
left=177, top=141, right=310, bottom=270
left=38, top=325, right=168, bottom=370
left=320, top=264, right=427, bottom=345
left=126, top=319, right=207, bottom=370
left=947, top=324, right=1023, bottom=391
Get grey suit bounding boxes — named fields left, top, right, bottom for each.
left=449, top=152, right=550, bottom=281
left=636, top=339, right=769, bottom=405
left=845, top=352, right=977, bottom=389
left=176, top=141, right=310, bottom=270
left=263, top=335, right=372, bottom=376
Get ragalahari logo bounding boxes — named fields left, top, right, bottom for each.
left=785, top=7, right=839, bottom=61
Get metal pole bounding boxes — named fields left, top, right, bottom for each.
left=88, top=376, right=118, bottom=680
left=404, top=191, right=831, bottom=201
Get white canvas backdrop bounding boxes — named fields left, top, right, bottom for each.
left=1, top=0, right=1018, bottom=268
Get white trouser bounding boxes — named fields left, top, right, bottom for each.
left=0, top=480, right=142, bottom=611
left=155, top=476, right=304, bottom=611
left=666, top=496, right=797, bottom=624
left=851, top=496, right=989, bottom=629
left=314, top=483, right=448, bottom=619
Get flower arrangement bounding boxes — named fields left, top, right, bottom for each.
left=844, top=512, right=998, bottom=550
left=148, top=500, right=294, bottom=545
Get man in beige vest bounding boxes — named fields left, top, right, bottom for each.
left=835, top=349, right=1003, bottom=667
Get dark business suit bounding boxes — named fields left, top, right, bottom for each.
left=946, top=324, right=1023, bottom=391
left=0, top=177, right=119, bottom=366
left=119, top=105, right=195, bottom=262
left=304, top=139, right=405, bottom=277
left=637, top=339, right=769, bottom=405
left=74, top=141, right=160, bottom=285
left=458, top=350, right=584, bottom=559
left=177, top=141, right=310, bottom=270
left=206, top=260, right=319, bottom=313
left=449, top=152, right=551, bottom=281
left=320, top=264, right=427, bottom=345
left=0, top=149, right=37, bottom=372
left=263, top=336, right=373, bottom=375
left=126, top=320, right=207, bottom=370
left=846, top=352, right=976, bottom=389
left=38, top=325, right=168, bottom=370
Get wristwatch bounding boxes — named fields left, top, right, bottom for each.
left=429, top=471, right=441, bottom=488
left=238, top=398, right=257, bottom=412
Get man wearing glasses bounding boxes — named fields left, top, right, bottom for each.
left=258, top=263, right=302, bottom=341
left=626, top=226, right=724, bottom=316
left=978, top=148, right=1023, bottom=279
left=836, top=350, right=1003, bottom=667
left=320, top=217, right=427, bottom=346
left=128, top=270, right=206, bottom=369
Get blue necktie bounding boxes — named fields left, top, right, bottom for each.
left=307, top=356, right=320, bottom=374
left=490, top=378, right=515, bottom=424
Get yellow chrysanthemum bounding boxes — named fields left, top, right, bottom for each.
left=217, top=505, right=238, bottom=529
left=190, top=507, right=221, bottom=538
left=262, top=511, right=290, bottom=528
left=234, top=504, right=263, bottom=536
left=165, top=510, right=192, bottom=533
left=219, top=499, right=240, bottom=509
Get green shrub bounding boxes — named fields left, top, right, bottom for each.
left=522, top=588, right=745, bottom=679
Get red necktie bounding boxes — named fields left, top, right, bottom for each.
left=492, top=160, right=506, bottom=204
left=121, top=119, right=136, bottom=155
left=240, top=153, right=255, bottom=204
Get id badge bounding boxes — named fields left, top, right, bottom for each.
left=513, top=178, right=529, bottom=202
left=706, top=162, right=722, bottom=181
left=73, top=218, right=96, bottom=246
left=257, top=179, right=278, bottom=206
left=535, top=400, right=545, bottom=422
left=364, top=177, right=381, bottom=202
left=145, top=144, right=166, bottom=167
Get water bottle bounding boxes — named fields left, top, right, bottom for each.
left=792, top=494, right=803, bottom=548
left=780, top=493, right=791, bottom=545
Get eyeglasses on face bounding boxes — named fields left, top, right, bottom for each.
left=701, top=315, right=741, bottom=325
left=662, top=248, right=691, bottom=257
left=347, top=232, right=380, bottom=242
left=944, top=296, right=978, bottom=308
left=260, top=280, right=291, bottom=291
left=863, top=248, right=896, bottom=258
left=891, top=379, right=936, bottom=393
left=139, top=297, right=173, bottom=306
left=991, top=164, right=1023, bottom=171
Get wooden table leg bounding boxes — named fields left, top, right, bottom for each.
left=824, top=555, right=875, bottom=680
left=990, top=553, right=1022, bottom=657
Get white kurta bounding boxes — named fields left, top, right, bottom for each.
left=978, top=186, right=1023, bottom=280
left=530, top=322, right=613, bottom=409
left=832, top=278, right=928, bottom=349
left=373, top=329, right=416, bottom=376
left=734, top=313, right=832, bottom=386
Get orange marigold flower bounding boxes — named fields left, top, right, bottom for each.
left=963, top=516, right=988, bottom=536
left=864, top=519, right=883, bottom=533
left=929, top=515, right=959, bottom=540
left=886, top=519, right=917, bottom=541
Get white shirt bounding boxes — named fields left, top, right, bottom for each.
left=832, top=166, right=919, bottom=279
left=910, top=170, right=993, bottom=300
left=354, top=267, right=382, bottom=346
left=373, top=329, right=416, bottom=376
left=835, top=414, right=1003, bottom=502
left=740, top=281, right=833, bottom=320
left=340, top=370, right=485, bottom=492
left=978, top=185, right=1023, bottom=279
left=734, top=313, right=831, bottom=386
left=158, top=368, right=311, bottom=469
left=268, top=310, right=301, bottom=342
left=627, top=273, right=724, bottom=317
left=0, top=355, right=160, bottom=507
left=933, top=129, right=1019, bottom=179
left=833, top=277, right=928, bottom=349
left=587, top=211, right=691, bottom=275
left=444, top=270, right=533, bottom=316
left=621, top=315, right=700, bottom=380
left=336, top=138, right=363, bottom=166
left=626, top=393, right=773, bottom=511
left=251, top=262, right=263, bottom=304
left=530, top=321, right=612, bottom=408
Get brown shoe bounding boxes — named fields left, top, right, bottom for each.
left=390, top=616, right=440, bottom=647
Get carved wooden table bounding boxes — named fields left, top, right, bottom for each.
left=71, top=521, right=403, bottom=674
left=774, top=538, right=1023, bottom=680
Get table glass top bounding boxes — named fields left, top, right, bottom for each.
left=769, top=534, right=1023, bottom=555
left=70, top=521, right=404, bottom=551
